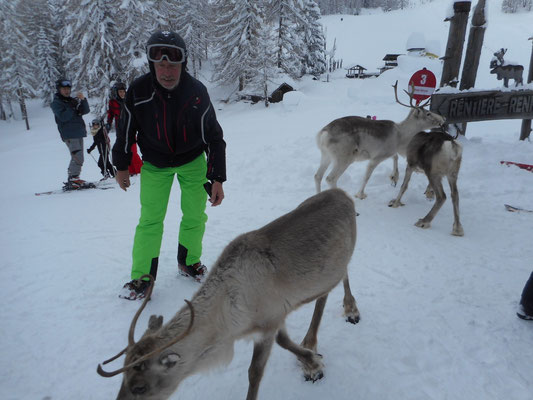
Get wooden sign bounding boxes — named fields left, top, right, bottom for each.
left=430, top=89, right=533, bottom=124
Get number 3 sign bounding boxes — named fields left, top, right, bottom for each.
left=408, top=68, right=437, bottom=105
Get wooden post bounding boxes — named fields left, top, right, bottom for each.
left=459, top=0, right=486, bottom=90
left=440, top=1, right=472, bottom=88
left=520, top=36, right=533, bottom=141
left=458, top=0, right=486, bottom=135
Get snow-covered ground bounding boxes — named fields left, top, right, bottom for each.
left=1, top=2, right=532, bottom=399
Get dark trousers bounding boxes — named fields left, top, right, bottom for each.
left=520, top=271, right=533, bottom=313
left=96, top=143, right=115, bottom=178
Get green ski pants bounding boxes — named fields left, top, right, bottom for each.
left=131, top=156, right=208, bottom=280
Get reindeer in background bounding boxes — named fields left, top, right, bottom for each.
left=314, top=81, right=445, bottom=199
left=490, top=48, right=524, bottom=88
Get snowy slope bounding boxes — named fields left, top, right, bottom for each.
left=1, top=2, right=533, bottom=400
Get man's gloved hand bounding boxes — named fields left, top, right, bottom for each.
left=87, top=148, right=92, bottom=154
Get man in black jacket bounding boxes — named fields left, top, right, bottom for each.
left=113, top=30, right=226, bottom=300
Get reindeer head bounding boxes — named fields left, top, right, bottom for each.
left=97, top=275, right=195, bottom=399
left=392, top=81, right=446, bottom=128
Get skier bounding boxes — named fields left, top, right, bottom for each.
left=87, top=119, right=116, bottom=179
left=107, top=81, right=143, bottom=175
left=50, top=78, right=90, bottom=189
left=112, top=30, right=226, bottom=300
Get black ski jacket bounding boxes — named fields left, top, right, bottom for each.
left=112, top=71, right=226, bottom=182
left=88, top=127, right=110, bottom=153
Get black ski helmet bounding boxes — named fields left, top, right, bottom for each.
left=146, top=30, right=188, bottom=75
left=111, top=81, right=126, bottom=99
left=55, top=78, right=72, bottom=91
left=113, top=82, right=126, bottom=91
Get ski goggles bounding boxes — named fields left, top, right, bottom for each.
left=58, top=80, right=72, bottom=87
left=147, top=44, right=186, bottom=64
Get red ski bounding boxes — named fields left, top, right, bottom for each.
left=500, top=161, right=533, bottom=172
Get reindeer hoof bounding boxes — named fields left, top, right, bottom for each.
left=305, top=370, right=324, bottom=382
left=346, top=315, right=360, bottom=324
left=300, top=352, right=324, bottom=382
left=355, top=192, right=367, bottom=200
left=415, top=219, right=431, bottom=229
left=452, top=226, right=464, bottom=237
left=388, top=199, right=402, bottom=208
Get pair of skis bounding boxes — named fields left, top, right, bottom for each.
left=35, top=179, right=115, bottom=196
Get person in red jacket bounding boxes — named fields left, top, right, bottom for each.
left=107, top=82, right=143, bottom=175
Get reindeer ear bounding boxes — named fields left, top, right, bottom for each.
left=148, top=315, right=163, bottom=331
left=159, top=353, right=180, bottom=369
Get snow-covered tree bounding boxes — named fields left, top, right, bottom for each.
left=502, top=0, right=532, bottom=13
left=116, top=0, right=160, bottom=85
left=62, top=0, right=122, bottom=116
left=269, top=0, right=307, bottom=78
left=301, top=0, right=327, bottom=77
left=174, top=0, right=209, bottom=78
left=30, top=0, right=64, bottom=106
left=248, top=7, right=279, bottom=106
left=211, top=0, right=264, bottom=91
left=0, top=0, right=38, bottom=128
left=37, top=26, right=60, bottom=106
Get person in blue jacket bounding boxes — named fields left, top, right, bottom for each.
left=51, top=78, right=90, bottom=189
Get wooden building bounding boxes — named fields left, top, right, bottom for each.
left=379, top=54, right=403, bottom=74
left=346, top=64, right=367, bottom=78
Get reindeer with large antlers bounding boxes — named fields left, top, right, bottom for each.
left=98, top=189, right=359, bottom=400
left=314, top=81, right=445, bottom=199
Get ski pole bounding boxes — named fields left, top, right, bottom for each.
left=89, top=151, right=99, bottom=166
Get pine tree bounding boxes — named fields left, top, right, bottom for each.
left=302, top=0, right=326, bottom=77
left=63, top=0, right=122, bottom=116
left=37, top=26, right=60, bottom=106
left=116, top=0, right=161, bottom=85
left=47, top=0, right=68, bottom=77
left=175, top=0, right=209, bottom=78
left=0, top=0, right=38, bottom=128
left=211, top=0, right=264, bottom=91
left=30, top=0, right=64, bottom=106
left=502, top=0, right=532, bottom=13
left=248, top=5, right=279, bottom=106
left=269, top=0, right=307, bottom=79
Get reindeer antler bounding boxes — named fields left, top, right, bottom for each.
left=97, top=298, right=195, bottom=378
left=393, top=80, right=416, bottom=108
left=393, top=80, right=432, bottom=109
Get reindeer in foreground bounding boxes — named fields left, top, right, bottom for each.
left=388, top=129, right=464, bottom=236
left=314, top=81, right=445, bottom=199
left=98, top=189, right=359, bottom=400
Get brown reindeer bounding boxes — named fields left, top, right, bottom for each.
left=98, top=189, right=359, bottom=400
left=388, top=129, right=464, bottom=236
